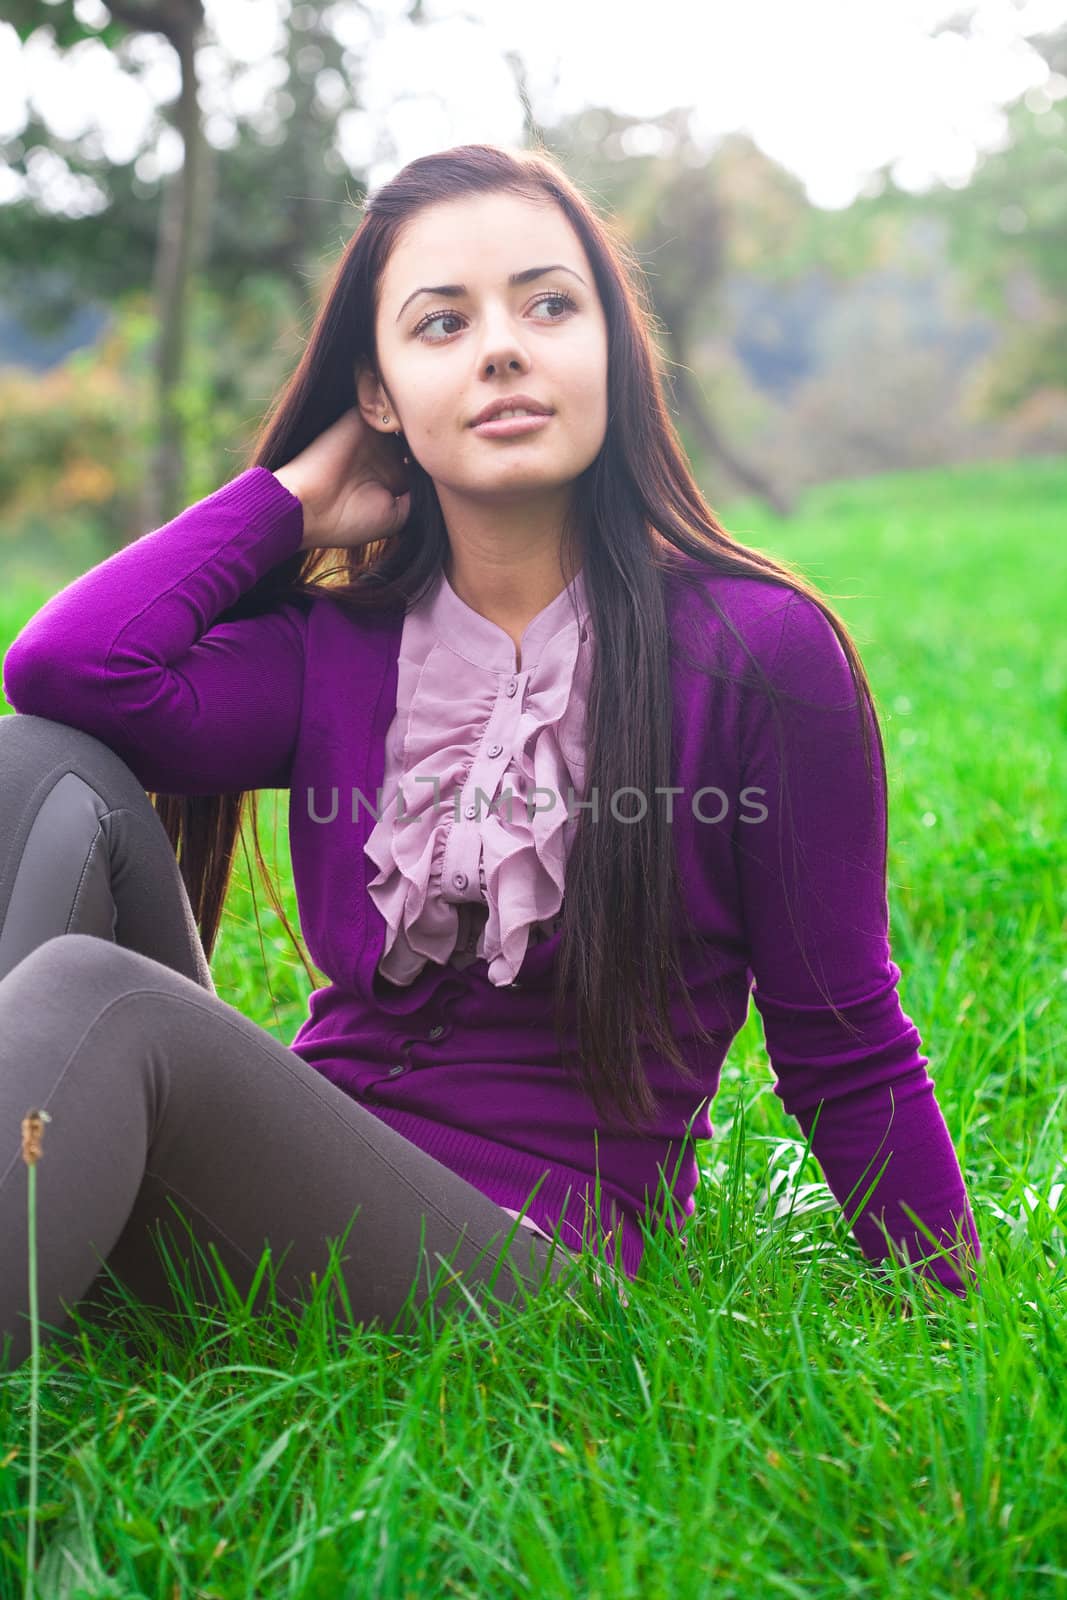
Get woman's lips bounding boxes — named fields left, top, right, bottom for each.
left=471, top=413, right=553, bottom=438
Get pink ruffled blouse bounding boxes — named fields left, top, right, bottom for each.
left=364, top=562, right=593, bottom=990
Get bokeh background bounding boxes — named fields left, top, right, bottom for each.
left=0, top=0, right=1065, bottom=575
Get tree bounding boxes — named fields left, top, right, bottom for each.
left=556, top=110, right=861, bottom=515
left=6, top=0, right=207, bottom=526
left=821, top=16, right=1067, bottom=417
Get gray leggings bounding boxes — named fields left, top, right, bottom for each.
left=0, top=713, right=577, bottom=1373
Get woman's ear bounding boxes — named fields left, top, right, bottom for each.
left=354, top=365, right=391, bottom=434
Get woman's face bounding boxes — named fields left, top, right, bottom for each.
left=362, top=190, right=609, bottom=508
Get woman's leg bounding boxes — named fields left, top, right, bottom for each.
left=0, top=715, right=573, bottom=1373
left=0, top=713, right=215, bottom=990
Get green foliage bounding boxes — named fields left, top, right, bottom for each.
left=0, top=275, right=308, bottom=579
left=834, top=53, right=1067, bottom=414
left=5, top=0, right=127, bottom=52
left=0, top=296, right=159, bottom=564
left=0, top=2, right=362, bottom=339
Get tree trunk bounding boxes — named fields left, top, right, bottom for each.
left=143, top=11, right=204, bottom=529
left=669, top=350, right=795, bottom=517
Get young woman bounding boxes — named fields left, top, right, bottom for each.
left=0, top=143, right=980, bottom=1373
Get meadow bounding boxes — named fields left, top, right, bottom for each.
left=0, top=455, right=1064, bottom=1598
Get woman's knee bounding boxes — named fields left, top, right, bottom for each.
left=2, top=711, right=127, bottom=770
left=0, top=932, right=149, bottom=1017
left=1, top=713, right=152, bottom=815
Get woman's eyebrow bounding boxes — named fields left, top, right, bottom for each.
left=396, top=264, right=587, bottom=323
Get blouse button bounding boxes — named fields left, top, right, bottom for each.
left=463, top=803, right=477, bottom=819
left=453, top=871, right=468, bottom=890
left=487, top=741, right=503, bottom=758
left=427, top=1024, right=446, bottom=1040
left=505, top=680, right=517, bottom=697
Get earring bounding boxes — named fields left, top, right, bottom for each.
left=384, top=415, right=411, bottom=466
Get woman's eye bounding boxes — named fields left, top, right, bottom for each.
left=412, top=290, right=577, bottom=343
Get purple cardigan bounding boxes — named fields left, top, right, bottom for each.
left=2, top=467, right=982, bottom=1294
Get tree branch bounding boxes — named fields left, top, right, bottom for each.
left=104, top=0, right=202, bottom=46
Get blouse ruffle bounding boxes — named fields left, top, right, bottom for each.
left=364, top=567, right=592, bottom=987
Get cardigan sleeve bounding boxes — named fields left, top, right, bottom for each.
left=733, top=590, right=981, bottom=1300
left=2, top=468, right=308, bottom=796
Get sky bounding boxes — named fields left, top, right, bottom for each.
left=0, top=0, right=1065, bottom=214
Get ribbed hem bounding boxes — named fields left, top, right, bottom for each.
left=213, top=466, right=306, bottom=559
left=359, top=1103, right=649, bottom=1282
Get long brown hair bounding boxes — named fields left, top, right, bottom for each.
left=151, top=141, right=885, bottom=1136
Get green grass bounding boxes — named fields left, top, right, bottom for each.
left=1, top=456, right=1065, bottom=1598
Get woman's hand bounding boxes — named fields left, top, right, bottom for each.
left=271, top=406, right=412, bottom=551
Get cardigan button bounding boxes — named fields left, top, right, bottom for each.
left=427, top=1024, right=446, bottom=1040
left=387, top=1063, right=408, bottom=1077
left=453, top=871, right=468, bottom=890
